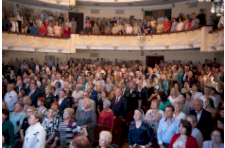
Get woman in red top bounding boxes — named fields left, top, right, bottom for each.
left=169, top=119, right=198, bottom=148
left=44, top=18, right=49, bottom=27
left=184, top=17, right=191, bottom=30
left=39, top=23, right=47, bottom=35
left=164, top=17, right=171, bottom=33
left=63, top=25, right=70, bottom=37
left=98, top=100, right=114, bottom=130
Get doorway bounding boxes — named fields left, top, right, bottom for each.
left=146, top=56, right=164, bottom=67
left=68, top=12, right=84, bottom=33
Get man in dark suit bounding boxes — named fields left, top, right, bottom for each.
left=24, top=77, right=31, bottom=93
left=190, top=99, right=213, bottom=140
left=27, top=81, right=42, bottom=107
left=33, top=61, right=42, bottom=74
left=121, top=82, right=128, bottom=97
left=57, top=89, right=71, bottom=112
left=87, top=84, right=97, bottom=103
left=111, top=88, right=127, bottom=119
left=15, top=80, right=25, bottom=94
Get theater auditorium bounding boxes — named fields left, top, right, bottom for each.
left=2, top=0, right=224, bottom=148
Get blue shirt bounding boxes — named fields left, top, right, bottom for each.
left=30, top=26, right=39, bottom=34
left=9, top=111, right=26, bottom=132
left=157, top=117, right=180, bottom=145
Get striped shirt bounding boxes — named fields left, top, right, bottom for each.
left=55, top=120, right=78, bottom=147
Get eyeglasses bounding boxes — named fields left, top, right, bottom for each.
left=211, top=134, right=220, bottom=138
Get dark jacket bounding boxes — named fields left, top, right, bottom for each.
left=27, top=88, right=42, bottom=107
left=111, top=96, right=127, bottom=118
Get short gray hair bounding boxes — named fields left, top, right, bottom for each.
left=194, top=99, right=203, bottom=106
left=103, top=100, right=111, bottom=107
left=99, top=131, right=112, bottom=145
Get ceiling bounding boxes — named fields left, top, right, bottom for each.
left=4, top=0, right=198, bottom=10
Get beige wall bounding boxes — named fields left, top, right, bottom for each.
left=3, top=51, right=223, bottom=66
left=3, top=1, right=212, bottom=21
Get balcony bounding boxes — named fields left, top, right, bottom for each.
left=2, top=26, right=224, bottom=53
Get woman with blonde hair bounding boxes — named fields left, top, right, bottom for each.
left=96, top=131, right=118, bottom=148
left=168, top=88, right=179, bottom=105
left=159, top=74, right=169, bottom=95
left=173, top=101, right=186, bottom=121
left=23, top=96, right=32, bottom=112
left=76, top=98, right=96, bottom=148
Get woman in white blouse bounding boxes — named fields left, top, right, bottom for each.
left=126, top=23, right=133, bottom=34
left=168, top=88, right=179, bottom=105
left=176, top=17, right=184, bottom=31
left=23, top=111, right=46, bottom=148
left=203, top=128, right=224, bottom=148
left=173, top=101, right=186, bottom=121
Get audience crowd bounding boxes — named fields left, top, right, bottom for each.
left=2, top=4, right=224, bottom=37
left=2, top=56, right=224, bottom=148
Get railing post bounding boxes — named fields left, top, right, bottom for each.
left=70, top=34, right=76, bottom=53
left=200, top=26, right=213, bottom=52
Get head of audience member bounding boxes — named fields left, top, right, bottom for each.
left=28, top=111, right=43, bottom=125
left=16, top=80, right=23, bottom=87
left=101, top=91, right=108, bottom=100
left=86, top=85, right=94, bottom=94
left=103, top=100, right=111, bottom=111
left=59, top=89, right=66, bottom=99
left=26, top=106, right=37, bottom=118
left=63, top=108, right=74, bottom=121
left=2, top=109, right=10, bottom=122
left=211, top=128, right=224, bottom=144
left=170, top=88, right=179, bottom=97
left=37, top=97, right=46, bottom=107
left=72, top=136, right=90, bottom=148
left=30, top=82, right=37, bottom=91
left=82, top=91, right=89, bottom=99
left=179, top=120, right=192, bottom=136
left=2, top=101, right=8, bottom=110
left=99, top=131, right=113, bottom=148
left=82, top=98, right=92, bottom=110
left=18, top=90, right=26, bottom=100
left=194, top=99, right=204, bottom=113
left=6, top=84, right=14, bottom=93
left=50, top=101, right=60, bottom=112
left=151, top=99, right=160, bottom=110
left=129, top=81, right=135, bottom=90
left=14, top=102, right=24, bottom=113
left=178, top=94, right=186, bottom=104
left=133, top=109, right=144, bottom=121
left=165, top=104, right=175, bottom=119
left=174, top=101, right=184, bottom=114
left=205, top=97, right=215, bottom=109
left=23, top=96, right=32, bottom=107
left=115, top=88, right=122, bottom=97
left=186, top=115, right=198, bottom=129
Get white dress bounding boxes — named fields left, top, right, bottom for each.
left=23, top=122, right=46, bottom=148
left=168, top=96, right=179, bottom=106
left=173, top=112, right=186, bottom=121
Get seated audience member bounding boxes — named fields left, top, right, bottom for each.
left=164, top=17, right=171, bottom=33
left=158, top=91, right=171, bottom=112
left=27, top=82, right=42, bottom=107
left=4, top=84, right=17, bottom=112
left=11, top=17, right=19, bottom=32
left=53, top=21, right=62, bottom=37
left=119, top=24, right=126, bottom=35
left=157, top=105, right=180, bottom=148
left=191, top=83, right=203, bottom=100
left=178, top=94, right=191, bottom=116
left=37, top=97, right=47, bottom=118
left=39, top=22, right=47, bottom=35
left=111, top=88, right=127, bottom=119
left=128, top=109, right=154, bottom=147
left=184, top=17, right=191, bottom=30
left=112, top=22, right=119, bottom=34
left=98, top=100, right=114, bottom=130
left=151, top=22, right=157, bottom=33
left=63, top=24, right=70, bottom=37
left=104, top=24, right=112, bottom=34
left=18, top=90, right=26, bottom=102
left=20, top=106, right=36, bottom=143
left=176, top=17, right=184, bottom=31
left=96, top=131, right=118, bottom=148
left=186, top=115, right=204, bottom=148
left=2, top=109, right=15, bottom=148
left=185, top=91, right=195, bottom=109
left=156, top=20, right=164, bottom=33
left=9, top=102, right=26, bottom=138
left=173, top=101, right=186, bottom=121
left=171, top=18, right=177, bottom=32
left=23, top=96, right=32, bottom=111
left=23, top=111, right=46, bottom=148
left=76, top=98, right=97, bottom=148
left=84, top=23, right=92, bottom=34
left=144, top=21, right=151, bottom=34
left=191, top=13, right=200, bottom=29
left=168, top=119, right=198, bottom=148
left=202, top=128, right=224, bottom=148
left=168, top=88, right=179, bottom=106
left=217, top=117, right=224, bottom=130
left=42, top=108, right=59, bottom=146
left=71, top=136, right=90, bottom=148
left=92, top=22, right=100, bottom=34
left=204, top=97, right=217, bottom=119
left=30, top=23, right=39, bottom=34
left=44, top=18, right=50, bottom=27
left=47, top=22, right=54, bottom=36
left=145, top=99, right=164, bottom=134
left=52, top=108, right=78, bottom=148
left=126, top=23, right=133, bottom=34
left=190, top=99, right=213, bottom=140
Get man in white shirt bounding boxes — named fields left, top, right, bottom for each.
left=53, top=73, right=64, bottom=90
left=72, top=84, right=83, bottom=103
left=35, top=15, right=43, bottom=28
left=4, top=84, right=18, bottom=112
left=13, top=4, right=21, bottom=17
left=11, top=18, right=19, bottom=32
left=191, top=83, right=203, bottom=100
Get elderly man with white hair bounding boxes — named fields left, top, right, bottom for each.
left=96, top=131, right=118, bottom=148
left=4, top=84, right=18, bottom=112
left=72, top=84, right=83, bottom=104
left=190, top=99, right=214, bottom=141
